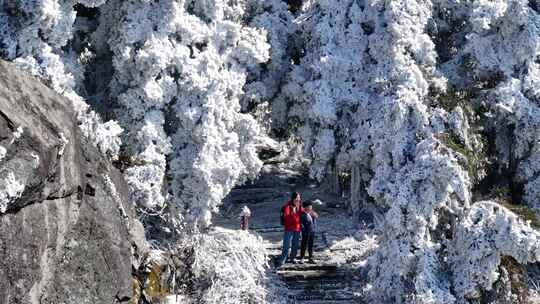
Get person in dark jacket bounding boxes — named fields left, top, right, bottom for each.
left=278, top=191, right=303, bottom=267
left=300, top=200, right=318, bottom=264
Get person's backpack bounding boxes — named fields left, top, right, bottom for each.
left=280, top=205, right=287, bottom=226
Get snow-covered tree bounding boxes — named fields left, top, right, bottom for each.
left=92, top=0, right=294, bottom=228
left=0, top=0, right=123, bottom=158
left=3, top=0, right=540, bottom=302
left=275, top=0, right=540, bottom=302
left=1, top=0, right=293, bottom=229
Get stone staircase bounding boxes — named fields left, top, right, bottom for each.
left=215, top=165, right=365, bottom=304
left=277, top=263, right=360, bottom=303
left=252, top=226, right=363, bottom=304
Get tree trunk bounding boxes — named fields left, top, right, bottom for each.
left=350, top=165, right=363, bottom=219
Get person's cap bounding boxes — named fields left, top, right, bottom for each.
left=302, top=201, right=313, bottom=208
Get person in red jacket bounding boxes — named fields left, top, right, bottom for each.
left=278, top=191, right=303, bottom=266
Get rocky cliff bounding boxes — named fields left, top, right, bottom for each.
left=0, top=60, right=140, bottom=304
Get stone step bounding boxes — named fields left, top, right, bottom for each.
left=269, top=252, right=334, bottom=260
left=278, top=270, right=347, bottom=281
left=292, top=299, right=363, bottom=304
left=291, top=291, right=359, bottom=302
left=269, top=255, right=334, bottom=262
left=277, top=263, right=338, bottom=272
left=269, top=257, right=334, bottom=268
left=268, top=250, right=332, bottom=256
left=285, top=280, right=351, bottom=291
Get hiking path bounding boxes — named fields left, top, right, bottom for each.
left=213, top=165, right=373, bottom=303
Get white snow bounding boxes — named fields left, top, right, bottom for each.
left=0, top=146, right=6, bottom=161
left=451, top=201, right=540, bottom=299
left=0, top=171, right=25, bottom=213
left=170, top=227, right=286, bottom=304
left=3, top=0, right=540, bottom=302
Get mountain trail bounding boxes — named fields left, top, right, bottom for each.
left=213, top=165, right=374, bottom=303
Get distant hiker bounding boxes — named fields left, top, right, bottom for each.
left=240, top=205, right=251, bottom=230
left=279, top=191, right=303, bottom=266
left=299, top=200, right=318, bottom=264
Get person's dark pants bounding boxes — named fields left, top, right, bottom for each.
left=300, top=230, right=315, bottom=260
left=280, top=231, right=300, bottom=266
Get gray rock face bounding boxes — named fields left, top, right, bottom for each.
left=0, top=60, right=134, bottom=304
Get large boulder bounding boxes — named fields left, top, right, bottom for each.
left=0, top=60, right=138, bottom=303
